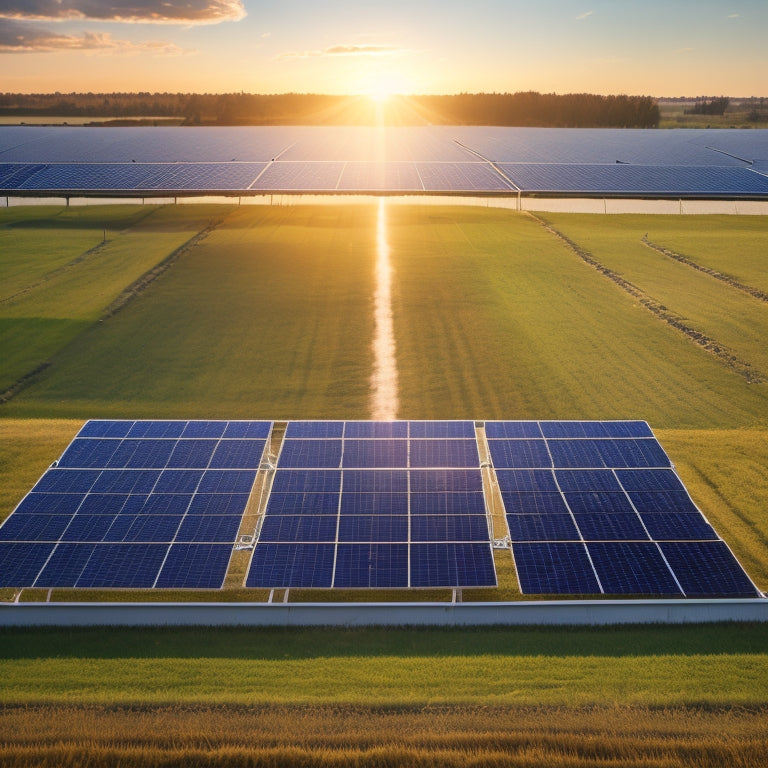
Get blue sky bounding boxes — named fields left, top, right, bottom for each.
left=2, top=0, right=766, bottom=95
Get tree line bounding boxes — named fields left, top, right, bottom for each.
left=0, top=91, right=660, bottom=128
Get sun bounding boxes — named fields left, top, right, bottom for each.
left=360, top=72, right=410, bottom=103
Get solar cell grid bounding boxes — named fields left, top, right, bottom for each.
left=506, top=514, right=581, bottom=543
left=501, top=491, right=570, bottom=515
left=587, top=542, right=682, bottom=595
left=334, top=543, right=409, bottom=588
left=155, top=544, right=233, bottom=589
left=513, top=542, right=601, bottom=595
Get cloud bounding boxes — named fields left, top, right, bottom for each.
left=0, top=18, right=185, bottom=52
left=575, top=10, right=594, bottom=20
left=0, top=0, right=246, bottom=24
left=727, top=13, right=740, bottom=18
left=280, top=43, right=407, bottom=60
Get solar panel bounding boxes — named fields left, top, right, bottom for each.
left=410, top=542, right=496, bottom=587
left=587, top=542, right=683, bottom=595
left=246, top=543, right=335, bottom=588
left=506, top=514, right=581, bottom=542
left=513, top=542, right=601, bottom=594
left=246, top=421, right=494, bottom=588
left=155, top=544, right=233, bottom=588
left=333, top=543, right=409, bottom=588
left=659, top=541, right=760, bottom=597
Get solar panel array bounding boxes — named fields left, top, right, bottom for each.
left=1, top=126, right=766, bottom=197
left=487, top=421, right=760, bottom=598
left=0, top=420, right=271, bottom=589
left=246, top=420, right=497, bottom=589
left=0, top=419, right=760, bottom=598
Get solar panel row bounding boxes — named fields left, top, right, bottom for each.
left=485, top=421, right=759, bottom=598
left=0, top=420, right=759, bottom=597
left=246, top=421, right=496, bottom=588
left=0, top=420, right=271, bottom=588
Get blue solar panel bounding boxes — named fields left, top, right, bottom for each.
left=341, top=469, right=408, bottom=493
left=58, top=438, right=121, bottom=468
left=409, top=469, right=483, bottom=493
left=411, top=514, right=490, bottom=542
left=210, top=439, right=267, bottom=469
left=485, top=421, right=543, bottom=439
left=547, top=440, right=605, bottom=468
left=175, top=514, right=243, bottom=542
left=0, top=543, right=55, bottom=586
left=501, top=492, right=569, bottom=515
left=334, top=544, right=409, bottom=588
left=573, top=513, right=650, bottom=541
left=32, top=543, right=92, bottom=587
left=338, top=515, right=408, bottom=542
left=488, top=439, right=551, bottom=469
left=342, top=439, right=408, bottom=468
left=616, top=469, right=686, bottom=492
left=187, top=493, right=250, bottom=515
left=181, top=421, right=227, bottom=438
left=513, top=542, right=601, bottom=595
left=409, top=491, right=486, bottom=516
left=587, top=542, right=682, bottom=595
left=265, top=492, right=340, bottom=516
left=339, top=492, right=409, bottom=516
left=153, top=469, right=204, bottom=494
left=506, top=514, right=581, bottom=542
left=77, top=420, right=133, bottom=438
left=246, top=543, right=335, bottom=588
left=410, top=543, right=496, bottom=587
left=91, top=470, right=160, bottom=494
left=222, top=421, right=272, bottom=439
left=627, top=490, right=699, bottom=515
left=10, top=493, right=84, bottom=516
left=139, top=494, right=193, bottom=515
left=344, top=421, right=408, bottom=438
left=640, top=513, right=718, bottom=541
left=540, top=421, right=652, bottom=438
left=61, top=514, right=119, bottom=542
left=33, top=469, right=100, bottom=494
left=410, top=439, right=479, bottom=468
left=563, top=492, right=636, bottom=516
left=495, top=469, right=559, bottom=494
left=0, top=514, right=74, bottom=542
left=659, top=541, right=759, bottom=597
left=271, top=470, right=342, bottom=494
left=278, top=439, right=342, bottom=468
left=127, top=421, right=186, bottom=438
left=166, top=439, right=217, bottom=469
left=408, top=421, right=475, bottom=438
left=197, top=470, right=256, bottom=494
left=155, top=544, right=233, bottom=588
left=76, top=493, right=146, bottom=516
left=120, top=515, right=184, bottom=542
left=555, top=470, right=622, bottom=493
left=107, top=439, right=175, bottom=469
left=285, top=421, right=344, bottom=438
left=259, top=515, right=338, bottom=542
left=75, top=543, right=169, bottom=588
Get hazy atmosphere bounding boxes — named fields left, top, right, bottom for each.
left=2, top=0, right=767, bottom=96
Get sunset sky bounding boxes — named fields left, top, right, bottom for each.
left=2, top=0, right=766, bottom=97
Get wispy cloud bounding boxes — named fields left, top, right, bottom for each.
left=279, top=43, right=407, bottom=61
left=575, top=10, right=594, bottom=21
left=727, top=13, right=740, bottom=19
left=0, top=0, right=246, bottom=24
left=0, top=19, right=186, bottom=53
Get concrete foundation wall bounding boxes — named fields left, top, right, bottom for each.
left=2, top=599, right=767, bottom=627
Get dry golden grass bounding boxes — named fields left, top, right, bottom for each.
left=1, top=703, right=766, bottom=767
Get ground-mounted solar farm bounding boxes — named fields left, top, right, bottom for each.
left=1, top=126, right=768, bottom=767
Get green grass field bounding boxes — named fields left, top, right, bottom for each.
left=1, top=203, right=767, bottom=766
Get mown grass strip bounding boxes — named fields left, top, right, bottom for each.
left=1, top=625, right=766, bottom=707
